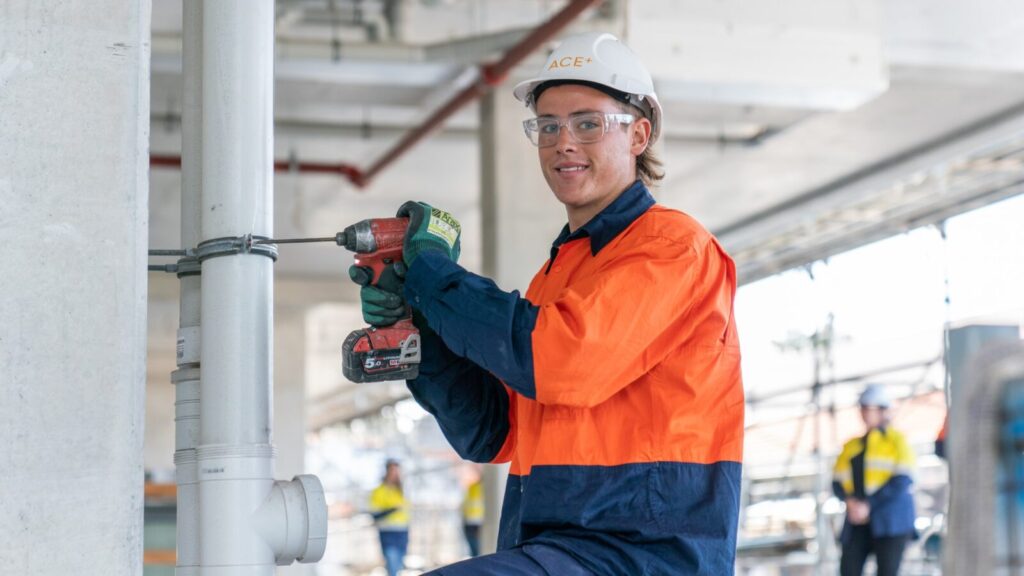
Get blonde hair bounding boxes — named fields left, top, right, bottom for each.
left=619, top=101, right=664, bottom=187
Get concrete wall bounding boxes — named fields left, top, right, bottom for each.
left=0, top=2, right=150, bottom=574
left=274, top=306, right=310, bottom=482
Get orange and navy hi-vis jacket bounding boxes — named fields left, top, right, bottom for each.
left=404, top=181, right=744, bottom=575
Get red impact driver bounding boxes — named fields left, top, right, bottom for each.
left=337, top=217, right=421, bottom=383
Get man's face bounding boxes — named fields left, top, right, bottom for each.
left=860, top=405, right=885, bottom=429
left=534, top=84, right=649, bottom=219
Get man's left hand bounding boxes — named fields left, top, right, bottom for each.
left=396, top=201, right=461, bottom=267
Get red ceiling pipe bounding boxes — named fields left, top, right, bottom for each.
left=150, top=0, right=598, bottom=188
left=272, top=159, right=365, bottom=186
left=150, top=153, right=366, bottom=184
left=359, top=0, right=600, bottom=186
left=150, top=154, right=183, bottom=168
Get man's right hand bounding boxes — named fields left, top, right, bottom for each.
left=350, top=264, right=406, bottom=327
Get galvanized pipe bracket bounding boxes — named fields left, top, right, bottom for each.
left=176, top=256, right=202, bottom=278
left=196, top=234, right=278, bottom=263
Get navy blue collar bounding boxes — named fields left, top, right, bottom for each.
left=551, top=180, right=655, bottom=256
left=546, top=180, right=655, bottom=273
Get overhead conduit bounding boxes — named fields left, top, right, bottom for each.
left=151, top=0, right=601, bottom=188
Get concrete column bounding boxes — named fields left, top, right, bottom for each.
left=479, top=90, right=565, bottom=289
left=477, top=90, right=564, bottom=554
left=479, top=464, right=509, bottom=555
left=274, top=306, right=309, bottom=484
left=0, top=2, right=150, bottom=575
left=273, top=308, right=313, bottom=576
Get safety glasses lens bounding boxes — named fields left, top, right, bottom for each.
left=523, top=113, right=606, bottom=147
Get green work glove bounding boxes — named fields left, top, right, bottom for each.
left=349, top=264, right=406, bottom=327
left=396, top=201, right=461, bottom=267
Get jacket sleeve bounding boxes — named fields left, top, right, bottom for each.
left=369, top=487, right=402, bottom=518
left=833, top=441, right=854, bottom=500
left=832, top=481, right=848, bottom=501
left=404, top=236, right=732, bottom=408
left=868, top=475, right=913, bottom=508
left=868, top=431, right=916, bottom=508
left=403, top=252, right=540, bottom=398
left=405, top=317, right=514, bottom=463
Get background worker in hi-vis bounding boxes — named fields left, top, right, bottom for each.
left=369, top=459, right=409, bottom=576
left=355, top=32, right=745, bottom=575
left=833, top=384, right=917, bottom=576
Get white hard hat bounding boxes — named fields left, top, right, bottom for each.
left=858, top=384, right=890, bottom=409
left=513, top=32, right=662, bottom=144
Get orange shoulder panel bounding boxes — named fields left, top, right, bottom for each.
left=512, top=207, right=744, bottom=470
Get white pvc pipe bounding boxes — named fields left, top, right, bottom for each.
left=172, top=369, right=200, bottom=576
left=199, top=0, right=274, bottom=462
left=198, top=0, right=276, bottom=573
left=174, top=1, right=203, bottom=574
left=190, top=3, right=326, bottom=572
left=180, top=0, right=202, bottom=325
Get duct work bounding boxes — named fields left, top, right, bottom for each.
left=169, top=1, right=328, bottom=573
left=150, top=0, right=602, bottom=188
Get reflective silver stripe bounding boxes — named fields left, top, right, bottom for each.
left=893, top=465, right=915, bottom=477
left=864, top=457, right=896, bottom=472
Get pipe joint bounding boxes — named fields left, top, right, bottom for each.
left=255, top=475, right=328, bottom=565
left=176, top=325, right=202, bottom=366
left=196, top=235, right=279, bottom=263
left=171, top=368, right=200, bottom=451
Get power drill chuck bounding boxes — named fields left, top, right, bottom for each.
left=334, top=221, right=373, bottom=253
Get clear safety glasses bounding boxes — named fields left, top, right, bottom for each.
left=522, top=111, right=635, bottom=148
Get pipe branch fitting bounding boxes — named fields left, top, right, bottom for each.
left=254, top=475, right=328, bottom=565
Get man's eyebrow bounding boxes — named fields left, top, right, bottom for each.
left=536, top=108, right=604, bottom=118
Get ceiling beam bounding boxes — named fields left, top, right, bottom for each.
left=719, top=98, right=1024, bottom=284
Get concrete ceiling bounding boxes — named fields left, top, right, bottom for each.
left=146, top=0, right=1024, bottom=427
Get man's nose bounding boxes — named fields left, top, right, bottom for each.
left=555, top=124, right=576, bottom=152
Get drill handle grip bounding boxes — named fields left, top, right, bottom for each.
left=350, top=259, right=405, bottom=295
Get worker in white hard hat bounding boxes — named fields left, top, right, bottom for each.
left=356, top=31, right=744, bottom=575
left=832, top=384, right=917, bottom=576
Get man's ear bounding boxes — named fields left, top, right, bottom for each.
left=630, top=117, right=652, bottom=156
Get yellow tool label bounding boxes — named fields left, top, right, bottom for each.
left=427, top=208, right=460, bottom=249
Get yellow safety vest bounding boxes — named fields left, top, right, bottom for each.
left=462, top=480, right=484, bottom=525
left=370, top=483, right=409, bottom=530
left=833, top=427, right=915, bottom=497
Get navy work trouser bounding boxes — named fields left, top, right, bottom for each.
left=425, top=543, right=594, bottom=576
left=840, top=524, right=909, bottom=576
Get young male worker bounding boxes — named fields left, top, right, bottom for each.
left=354, top=32, right=745, bottom=575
